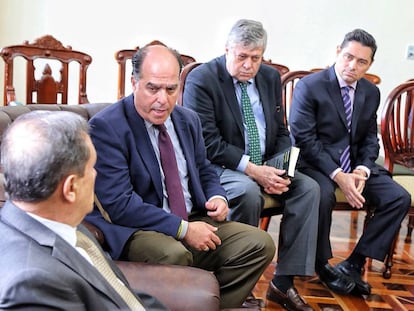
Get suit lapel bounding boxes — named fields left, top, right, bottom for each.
left=255, top=69, right=274, bottom=152
left=1, top=202, right=128, bottom=309
left=327, top=67, right=348, bottom=129
left=170, top=108, right=201, bottom=198
left=350, top=84, right=365, bottom=138
left=124, top=98, right=164, bottom=201
left=218, top=57, right=245, bottom=136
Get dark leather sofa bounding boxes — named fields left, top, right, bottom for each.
left=0, top=103, right=223, bottom=311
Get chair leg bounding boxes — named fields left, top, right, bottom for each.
left=383, top=231, right=398, bottom=279
left=260, top=216, right=271, bottom=231
left=405, top=215, right=414, bottom=243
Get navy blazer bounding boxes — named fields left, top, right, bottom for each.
left=289, top=66, right=385, bottom=177
left=183, top=55, right=291, bottom=169
left=0, top=202, right=134, bottom=310
left=86, top=95, right=226, bottom=259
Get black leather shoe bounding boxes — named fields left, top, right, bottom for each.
left=241, top=292, right=265, bottom=309
left=266, top=282, right=314, bottom=311
left=316, top=263, right=355, bottom=295
left=335, top=260, right=372, bottom=296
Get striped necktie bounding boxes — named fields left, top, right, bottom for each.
left=76, top=230, right=146, bottom=311
left=239, top=82, right=262, bottom=165
left=340, top=86, right=352, bottom=173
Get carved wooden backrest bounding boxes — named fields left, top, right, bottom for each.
left=381, top=80, right=414, bottom=172
left=177, top=62, right=202, bottom=106
left=114, top=40, right=196, bottom=100
left=262, top=58, right=290, bottom=75
left=0, top=35, right=92, bottom=105
left=310, top=67, right=381, bottom=85
left=280, top=70, right=312, bottom=126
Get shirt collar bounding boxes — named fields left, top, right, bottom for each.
left=26, top=212, right=77, bottom=247
left=145, top=116, right=173, bottom=131
left=233, top=78, right=254, bottom=87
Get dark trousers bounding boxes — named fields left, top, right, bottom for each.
left=301, top=167, right=411, bottom=264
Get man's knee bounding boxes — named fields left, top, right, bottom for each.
left=302, top=175, right=321, bottom=197
left=157, top=244, right=193, bottom=266
left=232, top=178, right=262, bottom=202
left=260, top=230, right=277, bottom=261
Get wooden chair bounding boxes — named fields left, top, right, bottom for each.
left=178, top=61, right=284, bottom=231
left=279, top=70, right=312, bottom=126
left=380, top=80, right=414, bottom=247
left=115, top=40, right=196, bottom=100
left=262, top=58, right=289, bottom=75
left=310, top=68, right=381, bottom=85
left=0, top=35, right=92, bottom=105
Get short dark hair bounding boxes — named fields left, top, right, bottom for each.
left=340, top=29, right=377, bottom=61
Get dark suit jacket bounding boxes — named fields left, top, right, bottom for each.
left=0, top=201, right=166, bottom=310
left=86, top=95, right=226, bottom=259
left=183, top=55, right=291, bottom=169
left=289, top=66, right=385, bottom=177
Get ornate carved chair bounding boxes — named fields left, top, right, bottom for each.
left=115, top=40, right=196, bottom=100
left=262, top=58, right=289, bottom=76
left=0, top=35, right=92, bottom=105
left=380, top=80, right=414, bottom=246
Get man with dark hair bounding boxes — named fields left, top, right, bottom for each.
left=290, top=29, right=411, bottom=296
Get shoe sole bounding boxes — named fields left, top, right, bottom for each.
left=320, top=279, right=355, bottom=295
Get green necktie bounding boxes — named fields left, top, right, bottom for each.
left=239, top=82, right=262, bottom=165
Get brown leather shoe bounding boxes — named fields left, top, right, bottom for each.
left=266, top=282, right=314, bottom=311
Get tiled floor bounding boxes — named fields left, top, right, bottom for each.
left=253, top=211, right=414, bottom=311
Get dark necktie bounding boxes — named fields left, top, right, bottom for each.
left=340, top=86, right=352, bottom=173
left=157, top=124, right=188, bottom=220
left=239, top=82, right=262, bottom=165
left=76, top=230, right=145, bottom=311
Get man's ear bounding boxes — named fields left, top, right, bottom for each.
left=336, top=45, right=342, bottom=56
left=62, top=174, right=77, bottom=203
left=131, top=75, right=137, bottom=90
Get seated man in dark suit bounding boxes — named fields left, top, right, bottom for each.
left=0, top=110, right=167, bottom=310
left=85, top=44, right=276, bottom=309
left=290, top=29, right=411, bottom=296
left=183, top=19, right=319, bottom=311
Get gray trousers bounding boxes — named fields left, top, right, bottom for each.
left=217, top=167, right=319, bottom=276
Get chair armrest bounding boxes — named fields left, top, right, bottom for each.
left=115, top=261, right=220, bottom=311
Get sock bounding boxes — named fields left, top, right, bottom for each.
left=315, top=258, right=328, bottom=272
left=346, top=252, right=366, bottom=271
left=272, top=275, right=293, bottom=294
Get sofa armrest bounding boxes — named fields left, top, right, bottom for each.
left=115, top=261, right=220, bottom=311
left=81, top=220, right=105, bottom=245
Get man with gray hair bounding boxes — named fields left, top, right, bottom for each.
left=0, top=111, right=167, bottom=310
left=183, top=19, right=319, bottom=311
